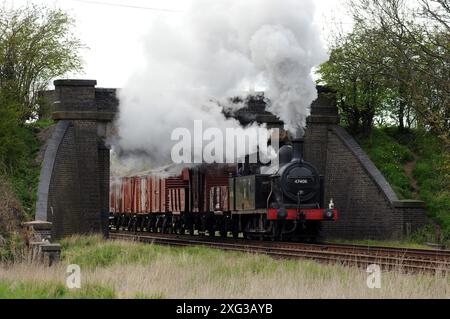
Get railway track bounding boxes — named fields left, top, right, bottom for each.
left=109, top=230, right=450, bottom=274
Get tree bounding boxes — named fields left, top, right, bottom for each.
left=0, top=4, right=84, bottom=122
left=318, top=24, right=395, bottom=135
left=319, top=0, right=449, bottom=140
left=0, top=91, right=23, bottom=172
left=343, top=0, right=449, bottom=138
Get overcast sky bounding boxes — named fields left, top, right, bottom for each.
left=7, top=0, right=353, bottom=88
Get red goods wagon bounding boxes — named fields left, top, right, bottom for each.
left=144, top=176, right=153, bottom=213
left=139, top=176, right=148, bottom=214
left=166, top=168, right=190, bottom=213
left=131, top=177, right=142, bottom=214
left=129, top=176, right=150, bottom=214
left=203, top=164, right=236, bottom=212
left=189, top=167, right=203, bottom=213
left=121, top=177, right=133, bottom=213
left=151, top=176, right=166, bottom=213
left=109, top=178, right=122, bottom=214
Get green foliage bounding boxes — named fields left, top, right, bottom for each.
left=0, top=95, right=26, bottom=172
left=383, top=128, right=449, bottom=240
left=359, top=127, right=450, bottom=241
left=319, top=0, right=449, bottom=138
left=61, top=235, right=179, bottom=268
left=8, top=126, right=41, bottom=219
left=357, top=128, right=414, bottom=199
left=0, top=4, right=82, bottom=222
left=0, top=4, right=84, bottom=121
left=0, top=281, right=115, bottom=299
left=33, top=119, right=55, bottom=129
left=61, top=235, right=243, bottom=270
left=318, top=25, right=394, bottom=135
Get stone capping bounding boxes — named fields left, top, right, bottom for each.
left=22, top=220, right=52, bottom=231
left=35, top=121, right=70, bottom=221
left=392, top=200, right=426, bottom=208
left=330, top=125, right=399, bottom=203
left=307, top=115, right=340, bottom=124
left=54, top=79, right=97, bottom=87
left=95, top=88, right=117, bottom=93
left=52, top=111, right=116, bottom=121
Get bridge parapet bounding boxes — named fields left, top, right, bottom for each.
left=36, top=80, right=117, bottom=239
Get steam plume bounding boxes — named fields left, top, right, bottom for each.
left=114, top=0, right=327, bottom=172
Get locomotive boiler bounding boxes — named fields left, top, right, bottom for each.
left=110, top=138, right=338, bottom=242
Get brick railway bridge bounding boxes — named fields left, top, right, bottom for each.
left=36, top=79, right=426, bottom=240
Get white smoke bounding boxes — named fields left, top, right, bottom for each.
left=114, top=0, right=327, bottom=171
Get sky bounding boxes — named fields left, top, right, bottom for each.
left=6, top=0, right=353, bottom=88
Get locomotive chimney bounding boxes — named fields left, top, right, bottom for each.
left=291, top=138, right=304, bottom=162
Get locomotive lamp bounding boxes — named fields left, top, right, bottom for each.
left=324, top=209, right=334, bottom=220
left=329, top=199, right=335, bottom=209
left=277, top=207, right=288, bottom=219
left=324, top=199, right=335, bottom=219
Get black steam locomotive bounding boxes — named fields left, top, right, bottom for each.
left=230, top=137, right=337, bottom=241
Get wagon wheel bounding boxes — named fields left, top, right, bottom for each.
left=128, top=216, right=137, bottom=232
left=114, top=216, right=118, bottom=231
left=127, top=217, right=133, bottom=231
left=220, top=225, right=228, bottom=238
left=174, top=218, right=181, bottom=234
left=269, top=221, right=277, bottom=242
left=231, top=221, right=239, bottom=239
left=143, top=216, right=150, bottom=232
left=161, top=217, right=167, bottom=234
left=139, top=217, right=145, bottom=232
left=180, top=224, right=186, bottom=235
left=149, top=216, right=156, bottom=233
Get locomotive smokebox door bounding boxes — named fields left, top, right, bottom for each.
left=234, top=175, right=271, bottom=211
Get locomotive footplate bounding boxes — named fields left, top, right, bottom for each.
left=267, top=208, right=339, bottom=221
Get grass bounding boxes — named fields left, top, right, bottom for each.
left=357, top=127, right=450, bottom=242
left=1, top=235, right=449, bottom=299
left=32, top=118, right=55, bottom=129
left=328, top=239, right=433, bottom=250
left=0, top=281, right=115, bottom=299
left=357, top=128, right=415, bottom=199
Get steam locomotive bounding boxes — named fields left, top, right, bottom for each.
left=110, top=138, right=338, bottom=241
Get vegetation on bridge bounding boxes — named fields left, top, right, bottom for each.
left=358, top=128, right=449, bottom=242
left=0, top=4, right=82, bottom=249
